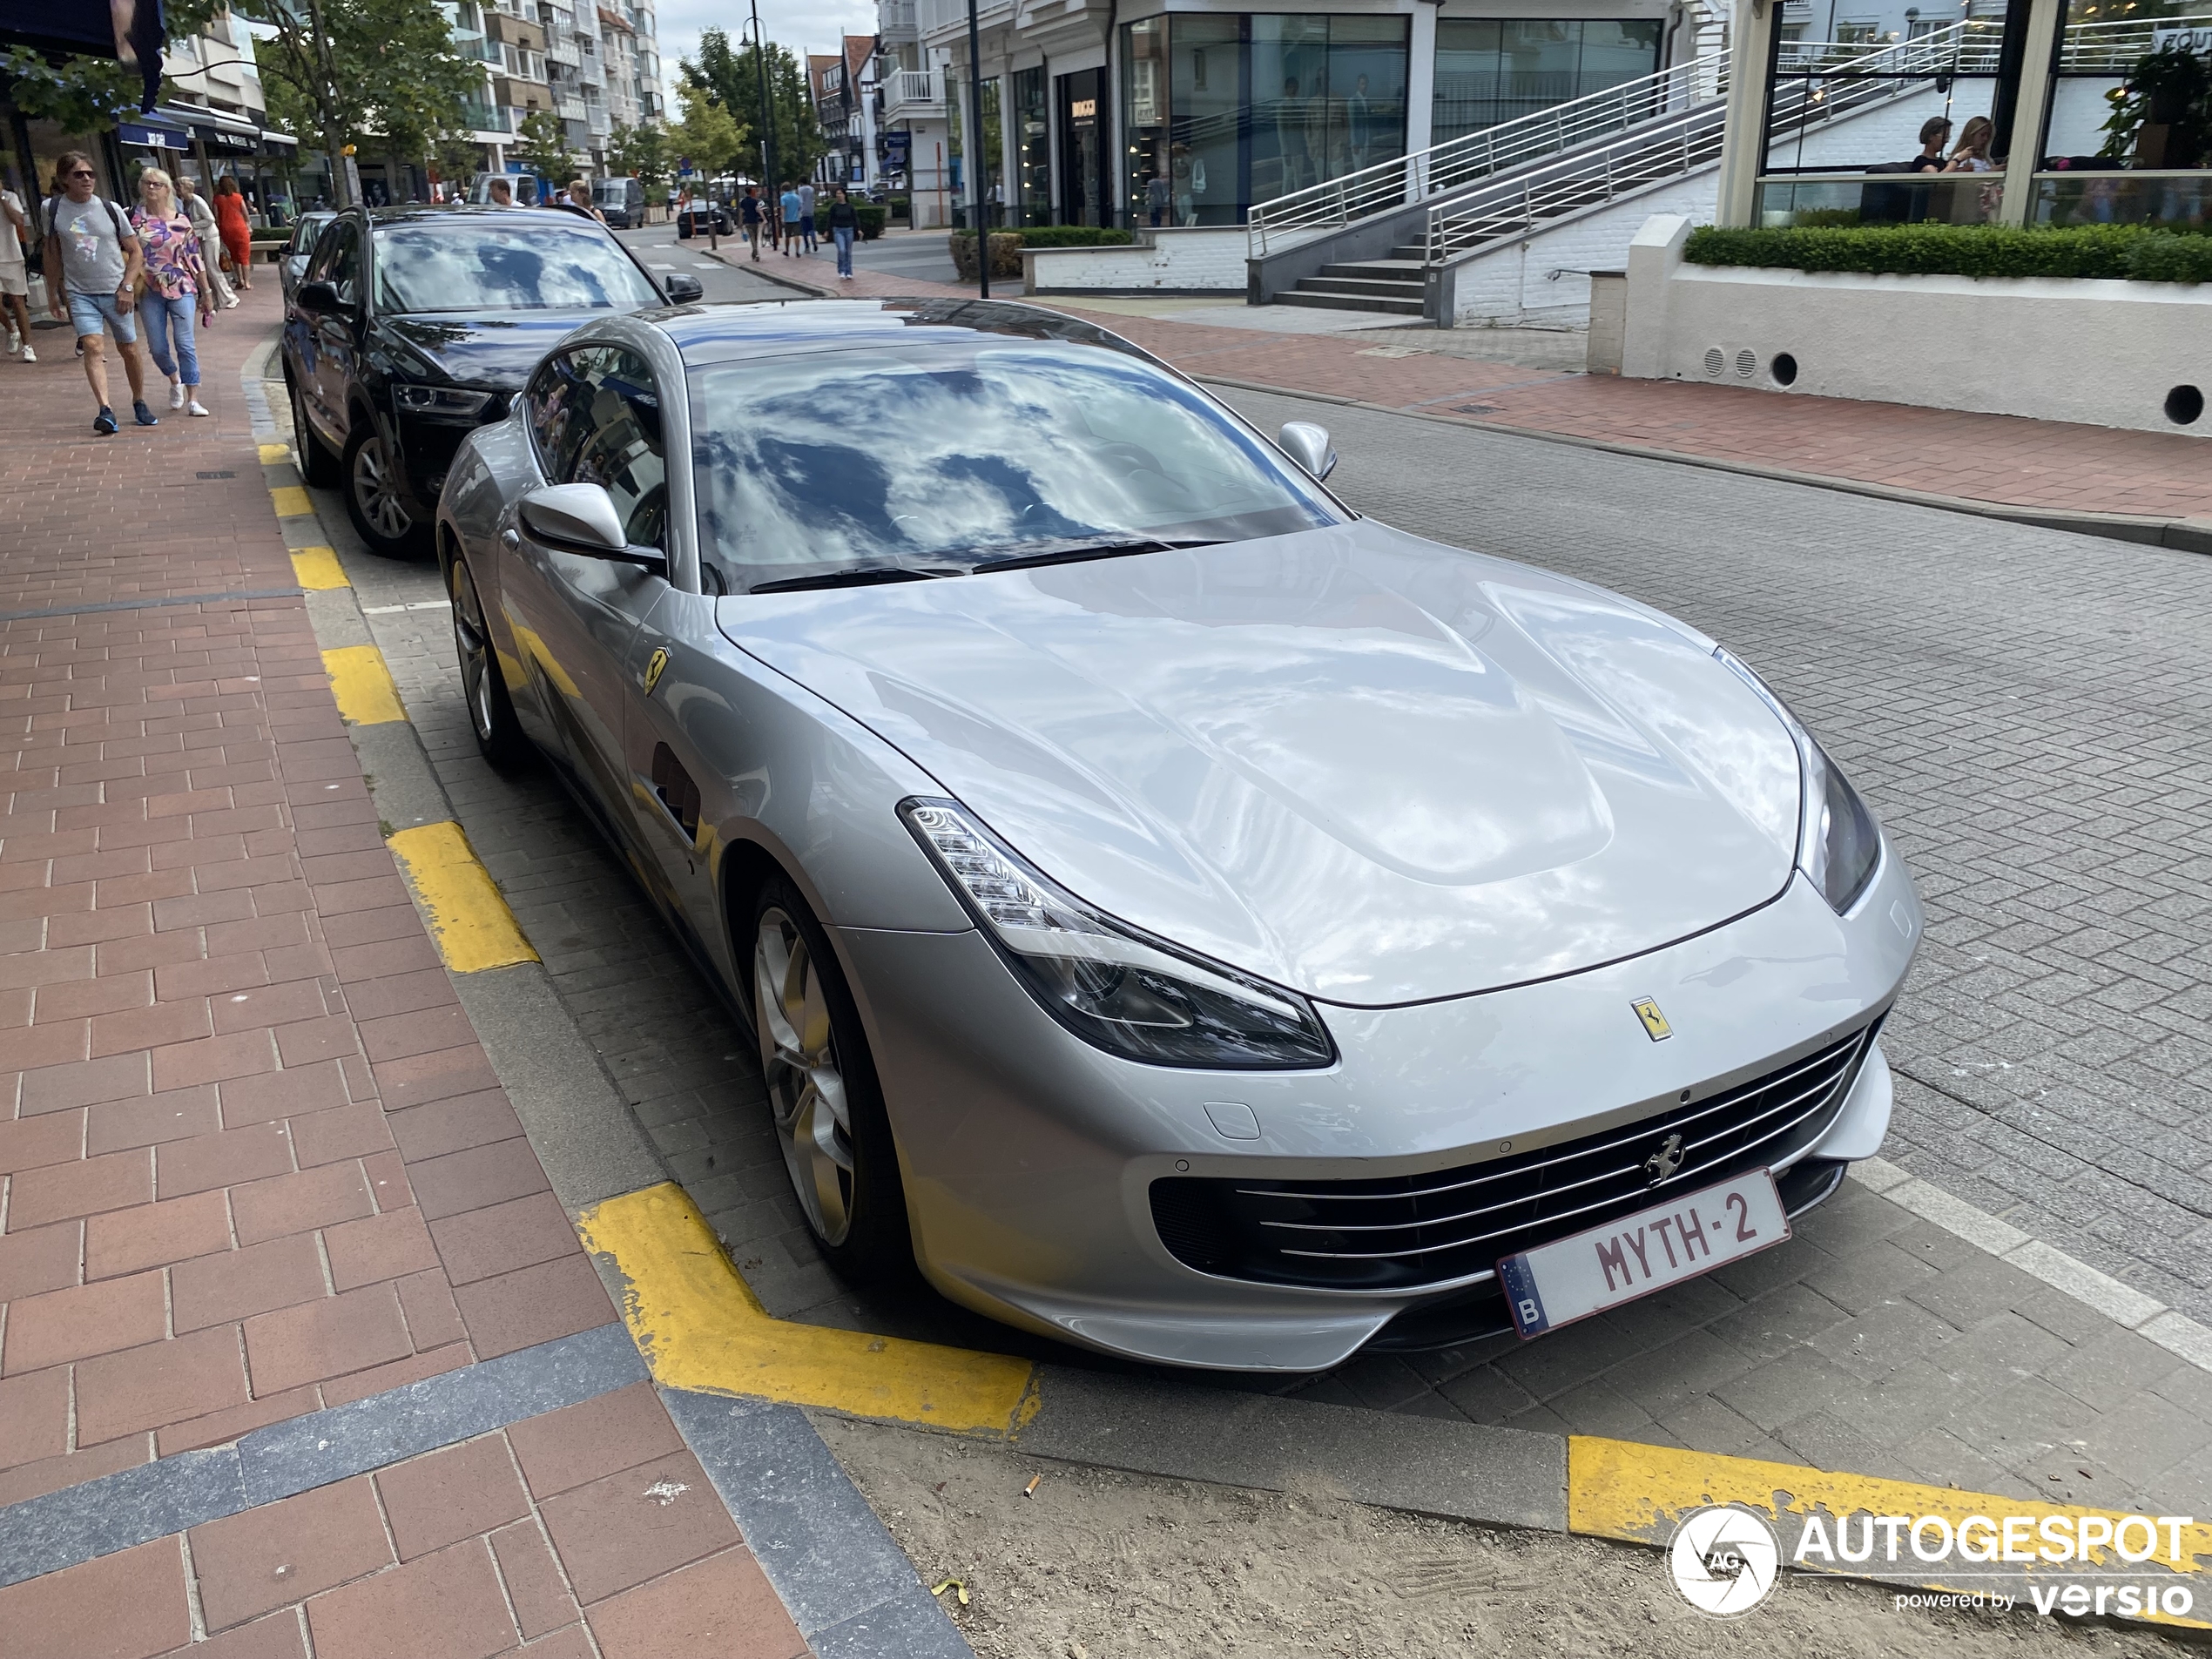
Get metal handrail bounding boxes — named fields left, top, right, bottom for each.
left=1248, top=50, right=1729, bottom=255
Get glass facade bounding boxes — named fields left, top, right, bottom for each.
left=1014, top=65, right=1051, bottom=225
left=1431, top=19, right=1663, bottom=145
left=946, top=71, right=1003, bottom=225
left=1123, top=11, right=1410, bottom=226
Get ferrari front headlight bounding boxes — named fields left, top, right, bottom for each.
left=1715, top=648, right=1883, bottom=914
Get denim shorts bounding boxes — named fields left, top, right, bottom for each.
left=66, top=290, right=137, bottom=344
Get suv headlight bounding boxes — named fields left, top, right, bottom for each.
left=1714, top=649, right=1883, bottom=914
left=392, top=385, right=496, bottom=421
left=900, top=799, right=1336, bottom=1070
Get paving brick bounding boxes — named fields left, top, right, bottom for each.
left=508, top=1382, right=684, bottom=1501
left=0, top=1108, right=83, bottom=1173
left=152, top=1028, right=278, bottom=1093
left=191, top=1477, right=395, bottom=1632
left=372, top=1043, right=502, bottom=1112
left=489, top=1518, right=582, bottom=1640
left=305, top=1538, right=517, bottom=1659
left=318, top=1339, right=472, bottom=1406
left=85, top=1188, right=232, bottom=1279
left=584, top=1548, right=807, bottom=1659
left=17, top=1049, right=149, bottom=1114
left=323, top=1206, right=441, bottom=1291
left=157, top=1382, right=322, bottom=1457
left=0, top=1220, right=81, bottom=1302
left=428, top=1190, right=580, bottom=1286
left=173, top=1234, right=328, bottom=1331
left=450, top=1253, right=613, bottom=1360
left=0, top=1536, right=192, bottom=1659
left=86, top=1084, right=222, bottom=1153
left=0, top=1363, right=71, bottom=1470
left=0, top=1427, right=152, bottom=1507
left=75, top=1325, right=252, bottom=1445
left=540, top=1447, right=740, bottom=1606
left=408, top=1137, right=550, bottom=1222
left=155, top=1120, right=296, bottom=1197
left=287, top=1101, right=392, bottom=1167
left=153, top=1611, right=310, bottom=1659
left=1, top=1269, right=166, bottom=1373
left=374, top=1433, right=530, bottom=1561
left=219, top=1059, right=349, bottom=1127
left=384, top=1090, right=526, bottom=1162
left=244, top=1282, right=413, bottom=1394
left=230, top=1160, right=374, bottom=1246
left=395, top=1267, right=468, bottom=1351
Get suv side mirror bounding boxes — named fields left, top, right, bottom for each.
left=518, top=483, right=668, bottom=576
left=295, top=280, right=349, bottom=315
left=1278, top=421, right=1338, bottom=482
left=662, top=273, right=704, bottom=304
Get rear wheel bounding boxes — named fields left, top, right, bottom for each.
left=448, top=550, right=525, bottom=767
left=288, top=374, right=339, bottom=487
left=752, top=877, right=910, bottom=1278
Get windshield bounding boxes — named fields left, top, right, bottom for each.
left=691, top=343, right=1340, bottom=591
left=372, top=222, right=660, bottom=314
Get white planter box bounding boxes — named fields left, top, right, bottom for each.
left=1024, top=227, right=1249, bottom=296
left=1621, top=213, right=2212, bottom=438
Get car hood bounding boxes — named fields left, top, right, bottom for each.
left=718, top=523, right=1803, bottom=1007
left=381, top=314, right=610, bottom=388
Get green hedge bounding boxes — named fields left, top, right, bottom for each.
left=854, top=204, right=887, bottom=240
left=950, top=226, right=1135, bottom=247
left=1683, top=222, right=2212, bottom=283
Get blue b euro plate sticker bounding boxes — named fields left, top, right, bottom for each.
left=1498, top=1251, right=1550, bottom=1337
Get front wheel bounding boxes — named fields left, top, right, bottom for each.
left=448, top=550, right=526, bottom=767
left=341, top=421, right=421, bottom=556
left=752, top=877, right=911, bottom=1279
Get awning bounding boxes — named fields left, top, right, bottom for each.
left=260, top=130, right=300, bottom=149
left=118, top=113, right=194, bottom=148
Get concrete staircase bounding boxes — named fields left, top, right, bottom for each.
left=1277, top=251, right=1426, bottom=315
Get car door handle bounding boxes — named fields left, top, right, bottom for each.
left=502, top=529, right=520, bottom=549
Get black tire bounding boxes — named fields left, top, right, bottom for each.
left=751, top=875, right=912, bottom=1281
left=289, top=374, right=340, bottom=488
left=448, top=549, right=527, bottom=768
left=341, top=419, right=423, bottom=556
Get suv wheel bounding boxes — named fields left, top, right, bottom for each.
left=342, top=421, right=419, bottom=555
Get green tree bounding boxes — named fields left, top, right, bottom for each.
left=681, top=30, right=826, bottom=186
left=2, top=0, right=224, bottom=156
left=608, top=120, right=671, bottom=193
left=668, top=85, right=745, bottom=180
left=509, top=109, right=577, bottom=185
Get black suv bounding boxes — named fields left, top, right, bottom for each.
left=283, top=206, right=701, bottom=554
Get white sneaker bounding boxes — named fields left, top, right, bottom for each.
left=221, top=295, right=239, bottom=310
left=169, top=381, right=186, bottom=410
left=5, top=333, right=17, bottom=355
left=186, top=399, right=209, bottom=417
left=18, top=344, right=33, bottom=363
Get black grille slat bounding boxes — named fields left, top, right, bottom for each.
left=1150, top=1022, right=1878, bottom=1291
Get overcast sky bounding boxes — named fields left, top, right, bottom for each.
left=654, top=0, right=878, bottom=86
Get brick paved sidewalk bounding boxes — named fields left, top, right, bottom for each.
left=0, top=299, right=810, bottom=1656
left=743, top=244, right=2212, bottom=526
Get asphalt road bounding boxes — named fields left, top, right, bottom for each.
left=277, top=355, right=2212, bottom=1510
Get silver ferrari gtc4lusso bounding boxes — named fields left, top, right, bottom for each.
left=435, top=298, right=1921, bottom=1371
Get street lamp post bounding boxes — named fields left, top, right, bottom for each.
left=748, top=0, right=778, bottom=241
left=966, top=0, right=988, bottom=298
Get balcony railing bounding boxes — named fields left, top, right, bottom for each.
left=879, top=0, right=916, bottom=37
left=882, top=66, right=942, bottom=119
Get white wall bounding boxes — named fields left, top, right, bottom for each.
left=1026, top=227, right=1251, bottom=293
left=1450, top=171, right=1717, bottom=325
left=1621, top=213, right=2212, bottom=437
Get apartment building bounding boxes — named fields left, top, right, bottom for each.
left=813, top=35, right=880, bottom=192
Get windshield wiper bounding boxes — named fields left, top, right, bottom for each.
left=971, top=537, right=1221, bottom=575
left=748, top=565, right=965, bottom=595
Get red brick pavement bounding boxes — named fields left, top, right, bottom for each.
left=0, top=297, right=806, bottom=1656
left=756, top=241, right=2212, bottom=523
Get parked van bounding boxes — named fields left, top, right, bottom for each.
left=593, top=177, right=648, bottom=226
left=469, top=171, right=547, bottom=206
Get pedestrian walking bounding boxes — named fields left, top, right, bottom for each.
left=0, top=179, right=33, bottom=361
left=564, top=178, right=607, bottom=224
left=212, top=176, right=253, bottom=291
left=130, top=168, right=212, bottom=417
left=779, top=183, right=803, bottom=257
left=739, top=185, right=764, bottom=261
left=487, top=176, right=515, bottom=207
left=826, top=187, right=858, bottom=280
left=177, top=177, right=237, bottom=308
left=797, top=179, right=817, bottom=253
left=41, top=151, right=156, bottom=434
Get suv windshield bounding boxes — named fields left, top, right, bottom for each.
left=372, top=221, right=660, bottom=314
left=691, top=343, right=1342, bottom=592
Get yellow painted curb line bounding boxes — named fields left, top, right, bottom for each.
left=386, top=821, right=539, bottom=973
left=291, top=546, right=349, bottom=590
left=577, top=1182, right=1039, bottom=1435
left=270, top=484, right=315, bottom=517
left=259, top=442, right=291, bottom=465
left=322, top=644, right=406, bottom=725
left=1569, top=1436, right=2209, bottom=1629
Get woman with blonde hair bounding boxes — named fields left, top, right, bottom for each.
left=1946, top=115, right=1996, bottom=172
left=130, top=168, right=213, bottom=415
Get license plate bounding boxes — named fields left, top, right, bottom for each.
left=1497, top=1168, right=1791, bottom=1339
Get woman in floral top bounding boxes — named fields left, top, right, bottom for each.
left=132, top=169, right=213, bottom=416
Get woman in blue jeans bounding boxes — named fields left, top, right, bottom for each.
left=826, top=188, right=860, bottom=279
left=130, top=170, right=213, bottom=416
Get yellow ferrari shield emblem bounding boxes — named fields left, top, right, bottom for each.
left=643, top=647, right=670, bottom=696
left=1631, top=997, right=1673, bottom=1042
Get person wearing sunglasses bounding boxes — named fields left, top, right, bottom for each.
left=132, top=169, right=213, bottom=416
left=42, top=152, right=156, bottom=434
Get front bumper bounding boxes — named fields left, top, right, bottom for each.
left=840, top=845, right=1920, bottom=1372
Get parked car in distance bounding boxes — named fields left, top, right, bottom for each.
left=282, top=205, right=702, bottom=555
left=676, top=200, right=732, bottom=238
left=279, top=210, right=336, bottom=301
left=594, top=176, right=648, bottom=226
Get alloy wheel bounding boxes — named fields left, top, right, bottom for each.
left=450, top=558, right=496, bottom=743
left=754, top=907, right=855, bottom=1245
left=349, top=434, right=412, bottom=541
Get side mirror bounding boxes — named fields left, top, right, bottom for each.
left=1278, top=421, right=1338, bottom=482
left=662, top=273, right=704, bottom=304
left=295, top=280, right=348, bottom=316
left=517, top=483, right=668, bottom=576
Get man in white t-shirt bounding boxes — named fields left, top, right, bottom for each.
left=0, top=184, right=32, bottom=361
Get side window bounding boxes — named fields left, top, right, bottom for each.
left=566, top=348, right=668, bottom=550
left=523, top=349, right=597, bottom=482
left=326, top=223, right=361, bottom=307
left=304, top=221, right=343, bottom=284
